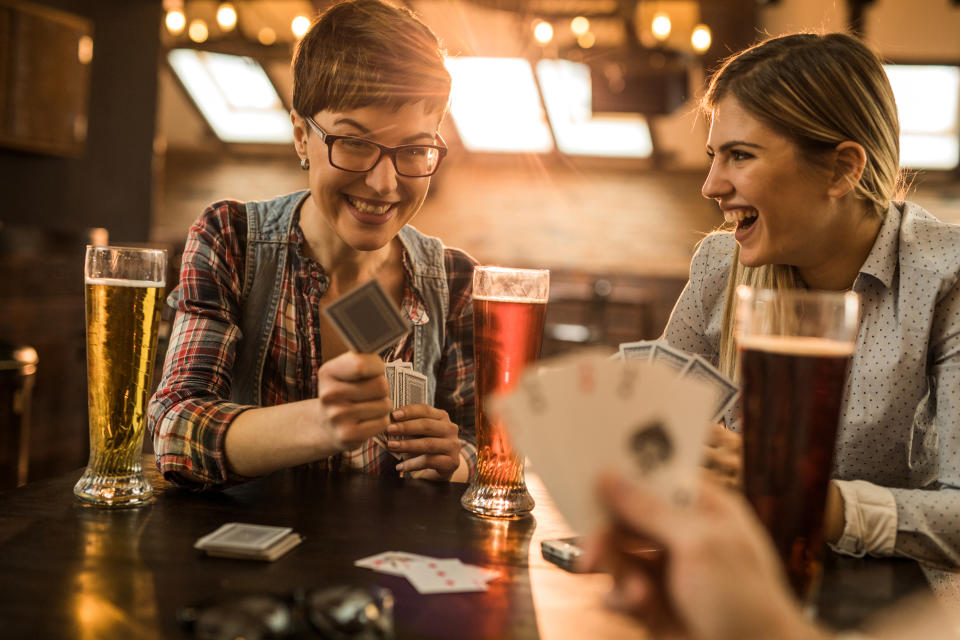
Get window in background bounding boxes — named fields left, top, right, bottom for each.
left=167, top=48, right=293, bottom=144
left=536, top=59, right=653, bottom=158
left=884, top=64, right=959, bottom=170
left=445, top=57, right=554, bottom=153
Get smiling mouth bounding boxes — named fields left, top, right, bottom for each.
left=724, top=208, right=758, bottom=231
left=346, top=195, right=394, bottom=215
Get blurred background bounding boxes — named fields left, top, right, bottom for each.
left=1, top=0, right=959, bottom=485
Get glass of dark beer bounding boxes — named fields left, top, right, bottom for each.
left=736, top=285, right=859, bottom=604
left=74, top=246, right=166, bottom=507
left=461, top=266, right=549, bottom=518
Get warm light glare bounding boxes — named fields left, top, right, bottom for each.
left=188, top=19, right=209, bottom=43
left=885, top=64, right=960, bottom=169
left=291, top=15, right=311, bottom=38
left=258, top=27, right=277, bottom=45
left=691, top=24, right=712, bottom=53
left=165, top=9, right=186, bottom=35
left=216, top=3, right=237, bottom=30
left=651, top=13, right=671, bottom=40
left=77, top=35, right=93, bottom=64
left=533, top=20, right=554, bottom=44
left=577, top=31, right=596, bottom=49
left=570, top=16, right=589, bottom=36
left=445, top=57, right=554, bottom=153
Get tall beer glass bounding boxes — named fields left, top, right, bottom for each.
left=736, top=285, right=859, bottom=603
left=461, top=266, right=549, bottom=518
left=74, top=246, right=166, bottom=507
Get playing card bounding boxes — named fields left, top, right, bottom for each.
left=323, top=280, right=411, bottom=354
left=619, top=340, right=655, bottom=361
left=680, top=355, right=739, bottom=422
left=492, top=352, right=715, bottom=534
left=402, top=368, right=428, bottom=407
left=650, top=342, right=690, bottom=374
left=403, top=558, right=487, bottom=594
left=194, top=523, right=293, bottom=552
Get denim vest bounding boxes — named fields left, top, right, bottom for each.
left=230, top=190, right=449, bottom=406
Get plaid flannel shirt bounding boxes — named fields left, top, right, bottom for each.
left=148, top=200, right=477, bottom=489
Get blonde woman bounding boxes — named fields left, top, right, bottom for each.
left=664, top=33, right=960, bottom=568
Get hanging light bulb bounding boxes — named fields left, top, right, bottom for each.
left=291, top=15, right=311, bottom=38
left=165, top=9, right=186, bottom=35
left=216, top=3, right=237, bottom=31
left=691, top=24, right=712, bottom=53
left=258, top=27, right=277, bottom=46
left=188, top=18, right=209, bottom=43
left=533, top=20, right=554, bottom=45
left=570, top=16, right=590, bottom=36
left=651, top=12, right=672, bottom=41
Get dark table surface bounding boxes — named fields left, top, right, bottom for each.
left=0, top=456, right=936, bottom=639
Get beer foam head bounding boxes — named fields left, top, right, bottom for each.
left=472, top=294, right=548, bottom=304
left=85, top=277, right=165, bottom=288
left=737, top=334, right=855, bottom=357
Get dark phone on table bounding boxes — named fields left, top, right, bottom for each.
left=541, top=536, right=588, bottom=573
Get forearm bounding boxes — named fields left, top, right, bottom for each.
left=224, top=398, right=338, bottom=477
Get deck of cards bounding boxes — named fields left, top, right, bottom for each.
left=617, top=340, right=739, bottom=422
left=194, top=523, right=303, bottom=561
left=323, top=279, right=411, bottom=354
left=355, top=551, right=495, bottom=594
left=491, top=350, right=726, bottom=534
left=375, top=360, right=429, bottom=460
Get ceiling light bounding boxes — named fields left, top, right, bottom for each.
left=577, top=32, right=596, bottom=49
left=165, top=9, right=186, bottom=35
left=691, top=24, right=711, bottom=53
left=533, top=20, right=554, bottom=45
left=291, top=15, right=311, bottom=38
left=570, top=16, right=590, bottom=36
left=258, top=27, right=276, bottom=46
left=216, top=3, right=237, bottom=31
left=188, top=19, right=209, bottom=43
left=651, top=13, right=671, bottom=41
left=77, top=35, right=93, bottom=64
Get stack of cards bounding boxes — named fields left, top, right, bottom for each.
left=355, top=551, right=495, bottom=594
left=491, top=352, right=718, bottom=534
left=377, top=361, right=429, bottom=459
left=617, top=340, right=738, bottom=422
left=323, top=280, right=411, bottom=354
left=194, top=523, right=303, bottom=561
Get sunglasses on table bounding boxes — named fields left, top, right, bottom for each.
left=177, top=585, right=394, bottom=640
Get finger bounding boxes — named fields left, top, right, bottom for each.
left=388, top=417, right=457, bottom=439
left=335, top=416, right=391, bottom=450
left=596, top=472, right=686, bottom=545
left=396, top=453, right=458, bottom=475
left=322, top=352, right=386, bottom=382
left=391, top=404, right=447, bottom=421
left=320, top=375, right=389, bottom=404
left=388, top=435, right=459, bottom=457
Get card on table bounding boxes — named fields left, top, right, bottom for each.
left=323, top=280, right=411, bottom=354
left=194, top=523, right=303, bottom=561
left=355, top=551, right=492, bottom=594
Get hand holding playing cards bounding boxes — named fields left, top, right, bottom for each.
left=703, top=422, right=743, bottom=489
left=387, top=405, right=463, bottom=481
left=582, top=473, right=826, bottom=640
left=316, top=352, right=392, bottom=452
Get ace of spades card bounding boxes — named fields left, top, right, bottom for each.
left=491, top=352, right=715, bottom=534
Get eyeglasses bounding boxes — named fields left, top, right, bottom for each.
left=177, top=585, right=394, bottom=640
left=305, top=116, right=447, bottom=178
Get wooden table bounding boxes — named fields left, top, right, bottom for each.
left=0, top=456, right=937, bottom=639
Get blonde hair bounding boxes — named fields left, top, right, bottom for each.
left=703, top=33, right=904, bottom=379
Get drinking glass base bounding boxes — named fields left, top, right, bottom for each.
left=460, top=486, right=535, bottom=518
left=73, top=471, right=153, bottom=508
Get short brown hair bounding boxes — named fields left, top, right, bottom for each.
left=292, top=0, right=451, bottom=118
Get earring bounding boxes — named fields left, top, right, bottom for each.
left=300, top=157, right=310, bottom=171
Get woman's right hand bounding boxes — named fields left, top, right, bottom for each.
left=702, top=422, right=743, bottom=489
left=315, top=352, right=392, bottom=451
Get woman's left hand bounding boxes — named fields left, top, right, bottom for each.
left=703, top=423, right=743, bottom=489
left=386, top=405, right=463, bottom=481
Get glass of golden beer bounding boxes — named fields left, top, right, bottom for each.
left=461, top=266, right=549, bottom=518
left=736, top=285, right=859, bottom=604
left=74, top=246, right=166, bottom=507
